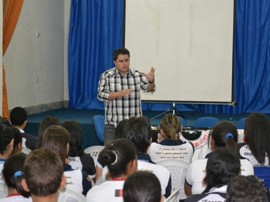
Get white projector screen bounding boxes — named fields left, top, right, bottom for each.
left=125, top=0, right=234, bottom=103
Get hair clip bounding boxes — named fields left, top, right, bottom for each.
left=226, top=133, right=233, bottom=140
left=13, top=171, right=23, bottom=178
left=111, top=150, right=118, bottom=165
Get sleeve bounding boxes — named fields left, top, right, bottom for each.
left=185, top=163, right=193, bottom=186
left=135, top=71, right=148, bottom=91
left=81, top=170, right=93, bottom=195
left=80, top=154, right=96, bottom=177
left=97, top=73, right=110, bottom=101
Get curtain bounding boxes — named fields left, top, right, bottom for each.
left=2, top=0, right=24, bottom=118
left=68, top=0, right=270, bottom=114
left=68, top=0, right=124, bottom=109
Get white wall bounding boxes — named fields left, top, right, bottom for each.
left=3, top=0, right=67, bottom=109
left=64, top=0, right=70, bottom=101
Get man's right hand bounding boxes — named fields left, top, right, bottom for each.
left=119, top=89, right=132, bottom=97
left=109, top=89, right=132, bottom=100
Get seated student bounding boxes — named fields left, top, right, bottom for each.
left=36, top=116, right=61, bottom=148
left=185, top=148, right=241, bottom=202
left=62, top=121, right=96, bottom=179
left=156, top=114, right=183, bottom=145
left=185, top=122, right=254, bottom=195
left=0, top=125, right=14, bottom=199
left=0, top=153, right=31, bottom=202
left=87, top=138, right=137, bottom=202
left=123, top=171, right=164, bottom=202
left=123, top=116, right=171, bottom=198
left=41, top=125, right=92, bottom=195
left=147, top=114, right=194, bottom=163
left=9, top=107, right=37, bottom=150
left=21, top=148, right=66, bottom=202
left=95, top=119, right=129, bottom=182
left=226, top=175, right=269, bottom=202
left=95, top=117, right=172, bottom=198
left=237, top=113, right=270, bottom=188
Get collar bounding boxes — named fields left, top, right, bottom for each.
left=160, top=139, right=184, bottom=146
left=113, top=67, right=134, bottom=77
left=64, top=164, right=73, bottom=171
left=7, top=193, right=21, bottom=197
left=208, top=185, right=227, bottom=194
left=138, top=153, right=154, bottom=163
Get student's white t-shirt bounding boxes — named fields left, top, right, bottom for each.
left=98, top=160, right=171, bottom=196
left=185, top=158, right=254, bottom=194
left=0, top=195, right=31, bottom=202
left=86, top=180, right=125, bottom=202
left=147, top=142, right=194, bottom=164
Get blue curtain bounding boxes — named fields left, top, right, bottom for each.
left=68, top=0, right=270, bottom=114
left=68, top=0, right=124, bottom=109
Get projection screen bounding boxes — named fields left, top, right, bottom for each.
left=124, top=0, right=235, bottom=103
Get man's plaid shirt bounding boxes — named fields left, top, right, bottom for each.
left=97, top=67, right=148, bottom=126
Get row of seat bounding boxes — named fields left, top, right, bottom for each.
left=92, top=115, right=247, bottom=144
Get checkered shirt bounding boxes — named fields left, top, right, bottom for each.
left=97, top=67, right=148, bottom=126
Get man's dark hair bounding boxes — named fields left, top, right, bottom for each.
left=10, top=107, right=27, bottom=126
left=113, top=48, right=130, bottom=61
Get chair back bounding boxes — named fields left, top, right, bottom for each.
left=93, top=115, right=105, bottom=144
left=58, top=188, right=86, bottom=202
left=84, top=145, right=105, bottom=166
left=164, top=189, right=180, bottom=202
left=178, top=116, right=186, bottom=128
left=254, top=167, right=270, bottom=189
left=237, top=117, right=246, bottom=129
left=157, top=159, right=189, bottom=201
left=193, top=116, right=219, bottom=129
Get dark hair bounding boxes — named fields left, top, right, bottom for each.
left=0, top=124, right=14, bottom=155
left=226, top=175, right=269, bottom=202
left=12, top=127, right=22, bottom=154
left=160, top=114, right=182, bottom=141
left=244, top=113, right=270, bottom=165
left=123, top=116, right=151, bottom=153
left=2, top=153, right=30, bottom=197
left=115, top=119, right=128, bottom=139
left=24, top=148, right=64, bottom=197
left=113, top=48, right=130, bottom=61
left=62, top=121, right=83, bottom=157
left=203, top=148, right=240, bottom=193
left=9, top=107, right=27, bottom=126
left=36, top=116, right=61, bottom=148
left=210, top=121, right=238, bottom=153
left=99, top=138, right=137, bottom=178
left=123, top=171, right=162, bottom=202
left=41, top=125, right=70, bottom=164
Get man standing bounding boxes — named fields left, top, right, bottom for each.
left=97, top=48, right=155, bottom=144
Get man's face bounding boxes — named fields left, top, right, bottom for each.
left=114, top=54, right=130, bottom=75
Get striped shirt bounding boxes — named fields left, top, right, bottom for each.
left=97, top=67, right=148, bottom=126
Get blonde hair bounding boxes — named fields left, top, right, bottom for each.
left=160, top=114, right=182, bottom=141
